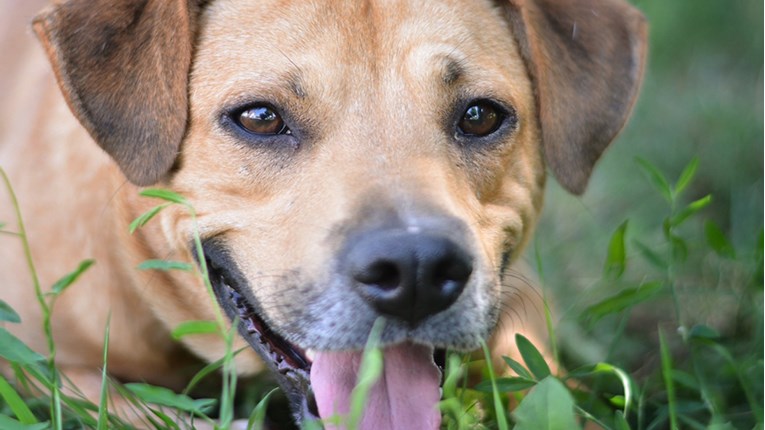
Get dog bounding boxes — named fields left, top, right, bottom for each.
left=0, top=0, right=646, bottom=428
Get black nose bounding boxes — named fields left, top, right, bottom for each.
left=345, top=230, right=473, bottom=326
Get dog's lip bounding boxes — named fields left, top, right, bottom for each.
left=204, top=249, right=321, bottom=421
left=202, top=245, right=448, bottom=425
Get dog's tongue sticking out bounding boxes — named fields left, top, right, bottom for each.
left=310, top=342, right=441, bottom=430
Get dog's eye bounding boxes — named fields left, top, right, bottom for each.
left=457, top=101, right=504, bottom=137
left=237, top=106, right=291, bottom=135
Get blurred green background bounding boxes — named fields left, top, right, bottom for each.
left=527, top=0, right=763, bottom=426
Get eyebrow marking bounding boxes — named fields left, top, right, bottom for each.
left=286, top=72, right=308, bottom=100
left=442, top=57, right=466, bottom=86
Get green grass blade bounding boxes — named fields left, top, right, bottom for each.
left=481, top=340, right=509, bottom=430
left=0, top=300, right=21, bottom=323
left=247, top=388, right=278, bottom=430
left=136, top=260, right=193, bottom=272
left=635, top=157, right=673, bottom=203
left=704, top=220, right=736, bottom=258
left=582, top=281, right=664, bottom=325
left=0, top=328, right=45, bottom=365
left=96, top=317, right=111, bottom=430
left=139, top=188, right=189, bottom=205
left=129, top=203, right=170, bottom=234
left=125, top=383, right=216, bottom=415
left=673, top=157, right=699, bottom=197
left=474, top=377, right=536, bottom=393
left=604, top=220, right=629, bottom=279
left=0, top=415, right=49, bottom=430
left=668, top=194, right=712, bottom=227
left=0, top=374, right=38, bottom=424
left=171, top=321, right=219, bottom=340
left=347, top=318, right=386, bottom=429
left=50, top=260, right=94, bottom=296
left=658, top=328, right=679, bottom=430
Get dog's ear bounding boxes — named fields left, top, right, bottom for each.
left=504, top=0, right=647, bottom=194
left=32, top=0, right=199, bottom=186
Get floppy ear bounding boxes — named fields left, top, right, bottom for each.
left=504, top=0, right=648, bottom=194
left=32, top=0, right=198, bottom=186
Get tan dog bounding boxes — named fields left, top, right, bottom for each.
left=0, top=0, right=646, bottom=428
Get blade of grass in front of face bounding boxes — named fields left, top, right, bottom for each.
left=0, top=300, right=21, bottom=323
left=0, top=374, right=38, bottom=424
left=0, top=414, right=49, bottom=430
left=480, top=340, right=509, bottom=430
left=0, top=168, right=60, bottom=429
left=346, top=317, right=386, bottom=430
left=246, top=387, right=277, bottom=430
left=96, top=317, right=111, bottom=430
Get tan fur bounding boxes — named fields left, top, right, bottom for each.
left=1, top=0, right=646, bottom=426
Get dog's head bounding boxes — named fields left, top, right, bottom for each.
left=34, top=0, right=646, bottom=427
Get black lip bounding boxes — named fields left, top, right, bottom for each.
left=198, top=240, right=320, bottom=424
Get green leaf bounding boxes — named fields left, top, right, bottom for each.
left=140, top=188, right=188, bottom=205
left=0, top=328, right=45, bottom=365
left=247, top=388, right=278, bottom=430
left=670, top=235, right=688, bottom=263
left=582, top=281, right=664, bottom=324
left=502, top=356, right=534, bottom=380
left=704, top=221, right=736, bottom=258
left=171, top=321, right=219, bottom=340
left=474, top=377, right=536, bottom=393
left=669, top=194, right=712, bottom=227
left=129, top=203, right=170, bottom=234
left=0, top=415, right=49, bottom=430
left=604, top=221, right=629, bottom=279
left=636, top=158, right=672, bottom=203
left=674, top=157, right=699, bottom=197
left=183, top=357, right=226, bottom=395
left=633, top=240, right=668, bottom=270
left=50, top=259, right=94, bottom=296
left=124, top=383, right=215, bottom=414
left=137, top=260, right=194, bottom=272
left=516, top=334, right=550, bottom=380
left=613, top=410, right=631, bottom=430
left=0, top=300, right=20, bottom=323
left=0, top=375, right=38, bottom=424
left=687, top=324, right=721, bottom=344
left=512, top=377, right=580, bottom=430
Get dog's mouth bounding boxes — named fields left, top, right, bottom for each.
left=202, top=242, right=446, bottom=429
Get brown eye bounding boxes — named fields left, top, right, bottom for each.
left=458, top=101, right=503, bottom=137
left=238, top=106, right=290, bottom=135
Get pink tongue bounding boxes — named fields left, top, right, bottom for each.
left=310, top=343, right=441, bottom=430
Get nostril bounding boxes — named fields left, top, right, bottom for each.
left=354, top=260, right=402, bottom=291
left=344, top=228, right=473, bottom=325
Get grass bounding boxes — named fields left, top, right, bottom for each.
left=1, top=1, right=762, bottom=429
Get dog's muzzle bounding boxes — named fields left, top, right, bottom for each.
left=201, top=225, right=477, bottom=429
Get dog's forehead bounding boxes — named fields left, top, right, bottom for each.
left=192, top=0, right=530, bottom=108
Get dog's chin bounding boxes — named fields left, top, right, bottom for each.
left=203, top=243, right=447, bottom=427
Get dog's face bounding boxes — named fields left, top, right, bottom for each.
left=182, top=0, right=542, bottom=352
left=34, top=0, right=646, bottom=426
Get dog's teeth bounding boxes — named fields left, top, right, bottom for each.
left=305, top=349, right=316, bottom=361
